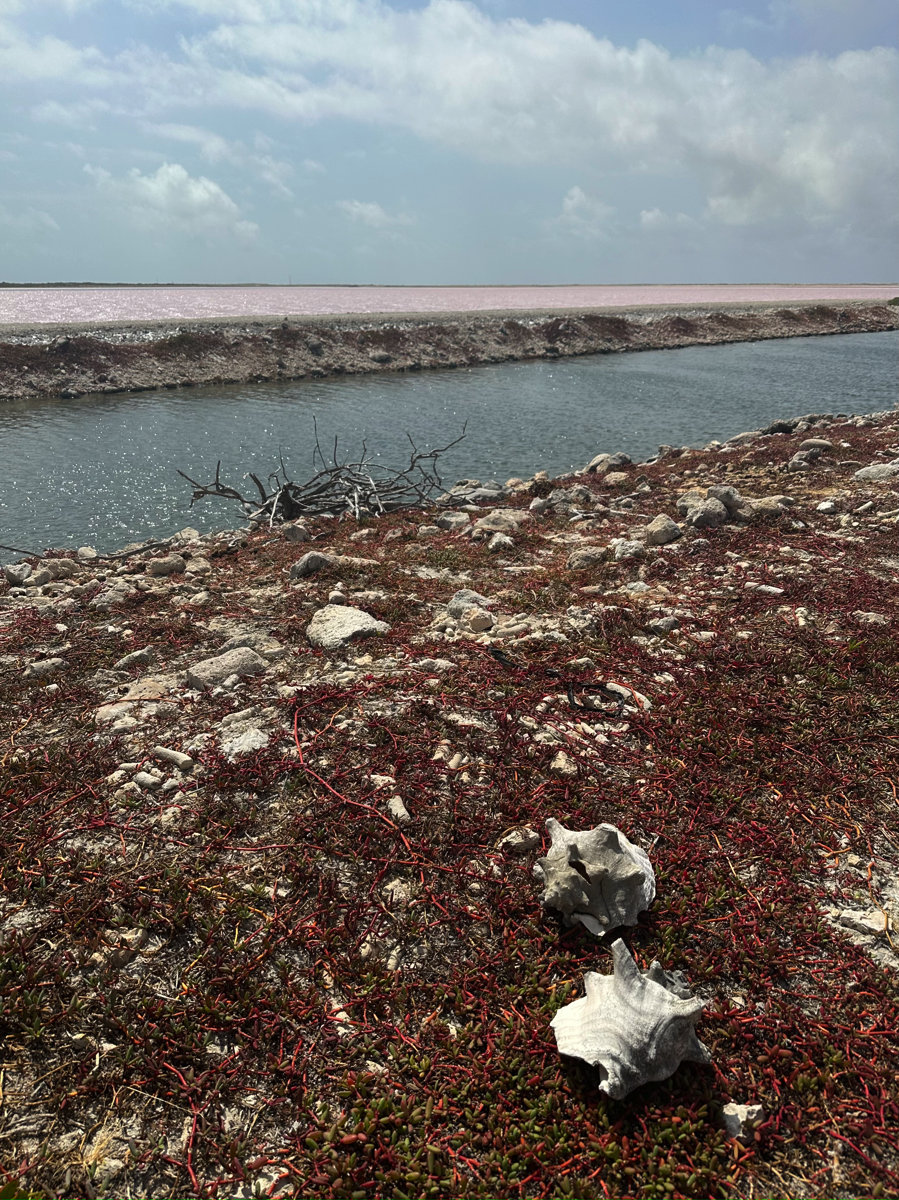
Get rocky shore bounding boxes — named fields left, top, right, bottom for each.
left=2, top=408, right=898, bottom=1199
left=1, top=300, right=896, bottom=402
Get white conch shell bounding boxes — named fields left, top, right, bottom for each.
left=533, top=818, right=655, bottom=934
left=551, top=939, right=710, bottom=1099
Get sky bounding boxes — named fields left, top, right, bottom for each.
left=0, top=0, right=897, bottom=284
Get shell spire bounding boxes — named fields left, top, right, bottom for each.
left=551, top=939, right=710, bottom=1100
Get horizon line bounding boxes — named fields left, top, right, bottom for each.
left=2, top=281, right=897, bottom=289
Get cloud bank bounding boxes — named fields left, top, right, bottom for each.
left=128, top=0, right=897, bottom=234
left=1, top=0, right=896, bottom=278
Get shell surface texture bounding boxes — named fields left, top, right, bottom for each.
left=534, top=818, right=655, bottom=934
left=551, top=939, right=710, bottom=1099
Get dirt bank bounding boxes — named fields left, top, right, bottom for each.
left=2, top=408, right=898, bottom=1198
left=1, top=301, right=896, bottom=402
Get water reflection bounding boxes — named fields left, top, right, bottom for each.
left=0, top=331, right=895, bottom=552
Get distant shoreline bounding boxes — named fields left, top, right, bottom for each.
left=0, top=301, right=896, bottom=404
left=3, top=281, right=897, bottom=289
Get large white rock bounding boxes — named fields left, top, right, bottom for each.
left=705, top=485, right=744, bottom=514
left=281, top=521, right=311, bottom=543
left=434, top=510, right=471, bottom=531
left=853, top=461, right=899, bottom=482
left=146, top=554, right=186, bottom=577
left=218, top=629, right=286, bottom=660
left=644, top=515, right=682, bottom=546
left=686, top=498, right=729, bottom=529
left=566, top=545, right=607, bottom=570
left=186, top=647, right=268, bottom=689
left=612, top=539, right=646, bottom=561
left=675, top=489, right=707, bottom=515
left=306, top=605, right=390, bottom=650
left=446, top=588, right=492, bottom=618
left=289, top=551, right=378, bottom=579
left=221, top=727, right=270, bottom=759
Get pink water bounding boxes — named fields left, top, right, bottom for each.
left=0, top=284, right=896, bottom=325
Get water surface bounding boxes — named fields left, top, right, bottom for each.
left=1, top=331, right=895, bottom=553
left=1, top=284, right=896, bottom=325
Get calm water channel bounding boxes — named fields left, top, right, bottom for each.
left=2, top=330, right=896, bottom=553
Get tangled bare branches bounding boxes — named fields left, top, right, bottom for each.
left=178, top=423, right=466, bottom=525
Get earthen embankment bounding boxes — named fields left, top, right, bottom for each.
left=0, top=300, right=896, bottom=402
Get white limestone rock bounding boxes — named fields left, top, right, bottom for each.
left=722, top=1103, right=765, bottom=1142
left=434, top=511, right=471, bottom=532
left=612, top=539, right=646, bottom=561
left=853, top=461, right=899, bottom=482
left=386, top=796, right=412, bottom=824
left=549, top=751, right=579, bottom=778
left=463, top=605, right=494, bottom=632
left=186, top=647, right=268, bottom=690
left=221, top=727, right=270, bottom=760
left=685, top=498, right=729, bottom=529
left=3, top=563, right=32, bottom=585
left=152, top=746, right=195, bottom=773
left=644, top=515, right=682, bottom=546
left=306, top=605, right=390, bottom=650
left=217, top=629, right=286, bottom=660
left=566, top=546, right=608, bottom=570
left=446, top=589, right=492, bottom=618
left=146, top=554, right=186, bottom=577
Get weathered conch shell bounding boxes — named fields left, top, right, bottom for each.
left=551, top=939, right=710, bottom=1099
left=534, top=818, right=655, bottom=934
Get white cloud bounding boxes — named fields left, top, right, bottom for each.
left=0, top=8, right=109, bottom=83
left=336, top=198, right=413, bottom=228
left=0, top=203, right=59, bottom=233
left=2, top=0, right=897, bottom=246
left=146, top=122, right=232, bottom=162
left=555, top=186, right=615, bottom=239
left=133, top=0, right=894, bottom=235
left=86, top=161, right=258, bottom=239
left=143, top=123, right=294, bottom=196
left=32, top=97, right=110, bottom=126
left=639, top=208, right=698, bottom=231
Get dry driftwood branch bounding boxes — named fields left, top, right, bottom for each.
left=177, top=424, right=467, bottom=524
